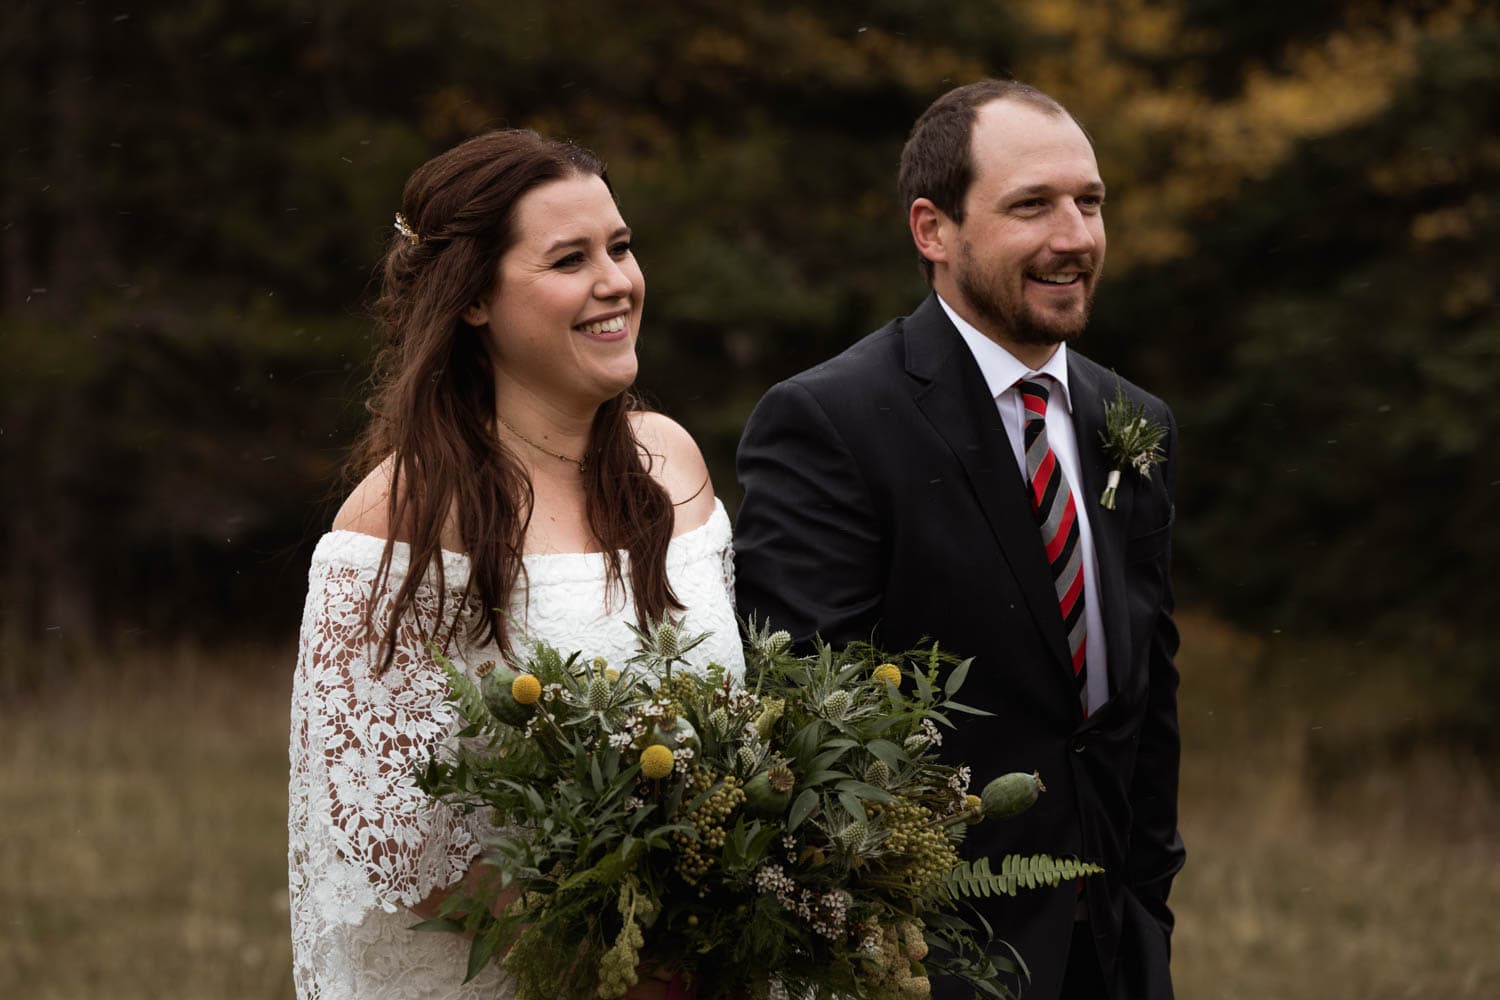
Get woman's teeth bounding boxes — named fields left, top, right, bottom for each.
left=579, top=316, right=627, bottom=334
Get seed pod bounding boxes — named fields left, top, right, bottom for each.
left=480, top=666, right=532, bottom=726
left=743, top=765, right=795, bottom=816
left=649, top=715, right=698, bottom=750
left=980, top=771, right=1046, bottom=820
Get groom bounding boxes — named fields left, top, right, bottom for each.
left=734, top=80, right=1184, bottom=1000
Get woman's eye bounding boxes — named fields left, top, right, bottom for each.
left=553, top=251, right=586, bottom=268
left=609, top=241, right=633, bottom=257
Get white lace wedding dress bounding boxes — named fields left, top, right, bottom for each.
left=288, top=499, right=744, bottom=999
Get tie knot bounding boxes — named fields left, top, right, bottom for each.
left=1018, top=377, right=1051, bottom=419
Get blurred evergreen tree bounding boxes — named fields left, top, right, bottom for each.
left=1, top=0, right=1494, bottom=689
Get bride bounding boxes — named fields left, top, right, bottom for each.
left=288, top=130, right=743, bottom=1000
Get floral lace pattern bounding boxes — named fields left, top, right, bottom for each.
left=289, top=500, right=743, bottom=999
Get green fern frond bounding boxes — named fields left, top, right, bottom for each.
left=934, top=855, right=1106, bottom=901
left=432, top=642, right=491, bottom=729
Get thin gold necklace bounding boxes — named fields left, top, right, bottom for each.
left=497, top=414, right=588, bottom=473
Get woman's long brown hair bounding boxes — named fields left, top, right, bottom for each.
left=349, top=129, right=680, bottom=673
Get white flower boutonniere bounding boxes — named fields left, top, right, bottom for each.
left=1098, top=377, right=1166, bottom=510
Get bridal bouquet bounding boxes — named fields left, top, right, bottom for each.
left=415, top=620, right=1101, bottom=1000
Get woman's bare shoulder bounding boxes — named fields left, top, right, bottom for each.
left=332, top=457, right=398, bottom=538
left=629, top=410, right=716, bottom=534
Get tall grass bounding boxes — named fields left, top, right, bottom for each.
left=1, top=618, right=1494, bottom=998
left=1, top=643, right=295, bottom=1000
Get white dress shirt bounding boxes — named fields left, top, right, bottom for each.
left=938, top=295, right=1108, bottom=713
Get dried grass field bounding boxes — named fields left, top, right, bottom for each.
left=2, top=615, right=1495, bottom=999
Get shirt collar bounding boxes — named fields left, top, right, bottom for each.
left=937, top=293, right=1073, bottom=412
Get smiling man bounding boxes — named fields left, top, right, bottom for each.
left=735, top=80, right=1184, bottom=1000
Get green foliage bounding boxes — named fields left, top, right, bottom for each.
left=432, top=644, right=491, bottom=732
left=932, top=856, right=1106, bottom=904
left=416, top=626, right=1077, bottom=998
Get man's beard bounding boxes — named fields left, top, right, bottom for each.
left=956, top=242, right=1096, bottom=347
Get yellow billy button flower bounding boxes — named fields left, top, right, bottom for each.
left=640, top=744, right=675, bottom=780
left=963, top=793, right=984, bottom=825
left=511, top=674, right=542, bottom=705
left=872, top=663, right=902, bottom=686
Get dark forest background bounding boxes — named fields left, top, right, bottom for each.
left=4, top=0, right=1495, bottom=706
left=3, top=3, right=1498, bottom=997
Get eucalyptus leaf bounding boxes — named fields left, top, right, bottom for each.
left=837, top=790, right=867, bottom=822
left=787, top=788, right=819, bottom=831
left=864, top=738, right=905, bottom=767
left=834, top=779, right=895, bottom=802
left=944, top=657, right=972, bottom=696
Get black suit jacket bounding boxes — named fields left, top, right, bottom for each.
left=734, top=294, right=1184, bottom=1000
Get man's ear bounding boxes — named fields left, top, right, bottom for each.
left=909, top=197, right=951, bottom=267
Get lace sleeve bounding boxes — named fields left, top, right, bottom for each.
left=288, top=542, right=482, bottom=932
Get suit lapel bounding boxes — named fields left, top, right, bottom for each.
left=903, top=296, right=1074, bottom=679
left=1067, top=357, right=1133, bottom=708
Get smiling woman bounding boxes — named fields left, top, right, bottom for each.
left=287, top=130, right=741, bottom=1000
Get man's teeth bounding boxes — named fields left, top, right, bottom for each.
left=580, top=316, right=626, bottom=334
left=1033, top=273, right=1080, bottom=284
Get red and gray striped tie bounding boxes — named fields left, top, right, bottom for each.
left=1019, top=377, right=1088, bottom=715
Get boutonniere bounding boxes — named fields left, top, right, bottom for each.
left=1098, top=377, right=1166, bottom=510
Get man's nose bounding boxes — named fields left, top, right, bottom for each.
left=1050, top=203, right=1098, bottom=255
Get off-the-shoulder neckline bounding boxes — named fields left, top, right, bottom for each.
left=320, top=496, right=727, bottom=563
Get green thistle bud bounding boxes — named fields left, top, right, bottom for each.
left=866, top=759, right=892, bottom=786
left=821, top=689, right=852, bottom=721
left=736, top=745, right=759, bottom=772
left=903, top=734, right=929, bottom=754
left=767, top=630, right=792, bottom=654
left=587, top=676, right=610, bottom=712
left=708, top=707, right=730, bottom=739
left=838, top=819, right=868, bottom=852
left=653, top=622, right=681, bottom=659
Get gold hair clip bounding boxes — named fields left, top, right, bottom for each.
left=393, top=212, right=421, bottom=247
